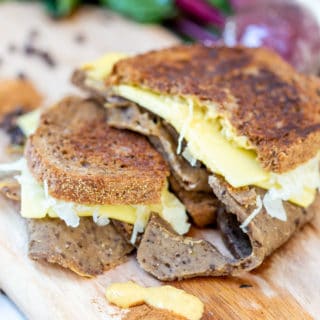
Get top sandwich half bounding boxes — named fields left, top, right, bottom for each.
left=73, top=45, right=320, bottom=216
left=0, top=96, right=189, bottom=237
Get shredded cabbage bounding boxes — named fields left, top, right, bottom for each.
left=0, top=159, right=83, bottom=227
left=130, top=206, right=149, bottom=244
left=92, top=209, right=110, bottom=226
left=262, top=191, right=287, bottom=221
left=0, top=158, right=190, bottom=235
left=0, top=158, right=25, bottom=173
left=129, top=191, right=190, bottom=244
left=16, top=109, right=41, bottom=137
left=262, top=154, right=320, bottom=220
left=177, top=99, right=194, bottom=155
left=160, top=190, right=190, bottom=235
left=182, top=145, right=197, bottom=167
left=271, top=154, right=320, bottom=198
left=51, top=202, right=80, bottom=227
left=240, top=195, right=262, bottom=232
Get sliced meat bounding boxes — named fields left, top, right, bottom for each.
left=169, top=175, right=218, bottom=227
left=107, top=103, right=220, bottom=227
left=217, top=208, right=252, bottom=259
left=209, top=175, right=316, bottom=270
left=137, top=177, right=317, bottom=281
left=71, top=69, right=106, bottom=104
left=137, top=214, right=232, bottom=281
left=27, top=217, right=134, bottom=277
left=112, top=220, right=134, bottom=244
left=106, top=103, right=211, bottom=193
left=112, top=220, right=142, bottom=247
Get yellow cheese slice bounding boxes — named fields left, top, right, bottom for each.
left=82, top=53, right=318, bottom=209
left=15, top=159, right=189, bottom=235
left=112, top=85, right=317, bottom=208
left=17, top=109, right=41, bottom=137
left=13, top=96, right=190, bottom=233
left=112, top=86, right=267, bottom=186
left=106, top=281, right=204, bottom=320
left=82, top=53, right=127, bottom=81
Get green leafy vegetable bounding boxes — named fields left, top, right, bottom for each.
left=207, top=0, right=232, bottom=14
left=101, top=0, right=176, bottom=23
left=45, top=0, right=81, bottom=18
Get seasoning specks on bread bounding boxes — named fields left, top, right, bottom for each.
left=25, top=96, right=169, bottom=205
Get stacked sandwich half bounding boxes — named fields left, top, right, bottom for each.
left=1, top=44, right=320, bottom=280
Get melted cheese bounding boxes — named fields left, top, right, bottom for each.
left=105, top=281, right=204, bottom=320
left=12, top=102, right=189, bottom=234
left=82, top=53, right=127, bottom=82
left=81, top=53, right=319, bottom=218
left=0, top=159, right=190, bottom=235
left=113, top=85, right=268, bottom=187
left=111, top=85, right=319, bottom=208
left=17, top=109, right=41, bottom=137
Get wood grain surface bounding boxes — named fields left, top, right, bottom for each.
left=0, top=3, right=319, bottom=320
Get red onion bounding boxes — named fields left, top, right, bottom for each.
left=175, top=0, right=225, bottom=27
left=223, top=2, right=320, bottom=73
left=171, top=18, right=220, bottom=44
left=230, top=0, right=273, bottom=11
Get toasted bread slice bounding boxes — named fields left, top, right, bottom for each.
left=25, top=96, right=169, bottom=205
left=107, top=45, right=320, bottom=173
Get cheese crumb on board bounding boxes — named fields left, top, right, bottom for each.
left=105, top=281, right=204, bottom=320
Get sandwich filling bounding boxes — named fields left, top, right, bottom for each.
left=0, top=105, right=190, bottom=242
left=81, top=53, right=320, bottom=221
left=0, top=158, right=188, bottom=233
left=111, top=86, right=320, bottom=209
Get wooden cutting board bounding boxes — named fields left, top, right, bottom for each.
left=0, top=3, right=319, bottom=320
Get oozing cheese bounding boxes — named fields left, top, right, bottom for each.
left=17, top=109, right=41, bottom=137
left=81, top=53, right=320, bottom=222
left=0, top=159, right=190, bottom=236
left=112, top=85, right=319, bottom=208
left=82, top=53, right=127, bottom=82
left=11, top=99, right=190, bottom=235
left=114, top=86, right=268, bottom=187
left=105, top=281, right=204, bottom=320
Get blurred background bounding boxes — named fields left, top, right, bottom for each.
left=1, top=0, right=320, bottom=73
left=0, top=0, right=320, bottom=319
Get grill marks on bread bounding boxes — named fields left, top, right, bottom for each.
left=106, top=102, right=218, bottom=227
left=25, top=96, right=169, bottom=205
left=108, top=45, right=320, bottom=173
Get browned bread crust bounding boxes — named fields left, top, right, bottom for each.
left=25, top=96, right=169, bottom=205
left=108, top=45, right=320, bottom=173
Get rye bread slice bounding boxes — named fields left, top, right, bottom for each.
left=107, top=45, right=320, bottom=173
left=25, top=96, right=169, bottom=205
left=27, top=217, right=133, bottom=277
